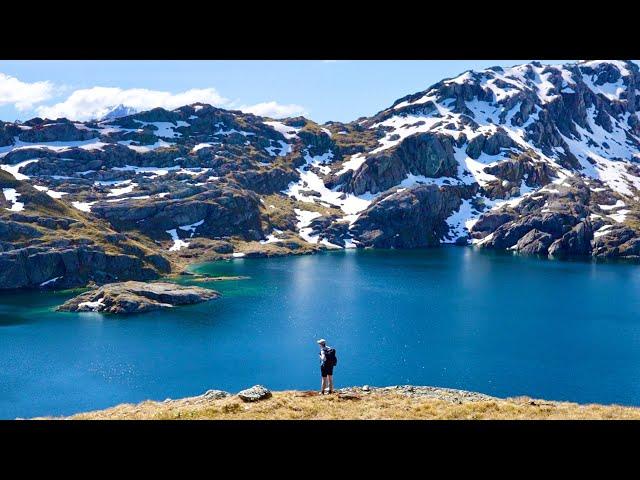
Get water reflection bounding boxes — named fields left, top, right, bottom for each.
left=2, top=248, right=640, bottom=418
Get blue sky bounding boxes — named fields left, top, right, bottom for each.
left=0, top=60, right=573, bottom=123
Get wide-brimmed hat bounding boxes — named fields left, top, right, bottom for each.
left=316, top=338, right=326, bottom=344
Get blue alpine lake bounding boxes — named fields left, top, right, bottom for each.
left=1, top=247, right=640, bottom=418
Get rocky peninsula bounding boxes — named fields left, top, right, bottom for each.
left=56, top=281, right=220, bottom=314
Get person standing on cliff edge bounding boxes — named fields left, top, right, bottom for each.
left=317, top=339, right=338, bottom=394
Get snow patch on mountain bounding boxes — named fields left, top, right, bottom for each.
left=284, top=149, right=374, bottom=224
left=264, top=121, right=300, bottom=140
left=166, top=229, right=189, bottom=251
left=72, top=201, right=96, bottom=212
left=2, top=188, right=23, bottom=211
left=33, top=185, right=68, bottom=199
left=1, top=159, right=40, bottom=180
left=294, top=208, right=322, bottom=243
left=107, top=182, right=137, bottom=197
left=118, top=139, right=175, bottom=152
left=337, top=153, right=367, bottom=175
left=179, top=219, right=205, bottom=237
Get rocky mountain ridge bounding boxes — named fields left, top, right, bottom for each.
left=3, top=60, right=640, bottom=290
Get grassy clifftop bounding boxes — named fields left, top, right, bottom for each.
left=52, top=386, right=640, bottom=420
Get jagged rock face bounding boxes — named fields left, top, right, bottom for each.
left=351, top=185, right=466, bottom=248
left=91, top=185, right=264, bottom=241
left=472, top=176, right=636, bottom=258
left=513, top=229, right=555, bottom=255
left=17, top=122, right=98, bottom=143
left=344, top=133, right=458, bottom=195
left=298, top=129, right=335, bottom=158
left=470, top=212, right=516, bottom=238
left=0, top=221, right=42, bottom=243
left=483, top=155, right=554, bottom=194
left=0, top=246, right=163, bottom=290
left=592, top=225, right=640, bottom=258
left=229, top=167, right=298, bottom=194
left=308, top=216, right=351, bottom=248
left=465, top=129, right=516, bottom=159
left=479, top=212, right=580, bottom=250
left=0, top=122, right=20, bottom=146
left=548, top=220, right=593, bottom=257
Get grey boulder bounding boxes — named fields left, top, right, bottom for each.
left=203, top=390, right=232, bottom=400
left=514, top=229, right=554, bottom=255
left=237, top=385, right=272, bottom=402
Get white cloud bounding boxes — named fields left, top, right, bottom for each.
left=0, top=73, right=55, bottom=111
left=0, top=71, right=308, bottom=121
left=240, top=101, right=307, bottom=118
left=36, top=86, right=229, bottom=121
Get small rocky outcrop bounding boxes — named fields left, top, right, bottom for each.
left=465, top=129, right=515, bottom=159
left=336, top=385, right=498, bottom=403
left=237, top=385, right=272, bottom=402
left=17, top=122, right=98, bottom=143
left=548, top=220, right=593, bottom=257
left=478, top=212, right=578, bottom=250
left=203, top=390, right=232, bottom=400
left=513, top=229, right=554, bottom=255
left=56, top=281, right=220, bottom=314
left=470, top=211, right=516, bottom=239
left=592, top=225, right=640, bottom=258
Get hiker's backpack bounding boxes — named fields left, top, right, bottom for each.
left=325, top=347, right=338, bottom=367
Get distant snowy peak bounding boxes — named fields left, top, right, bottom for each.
left=99, top=104, right=139, bottom=121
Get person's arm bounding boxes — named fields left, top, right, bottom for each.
left=320, top=349, right=326, bottom=363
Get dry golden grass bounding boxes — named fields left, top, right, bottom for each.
left=59, top=390, right=640, bottom=420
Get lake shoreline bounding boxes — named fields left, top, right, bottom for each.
left=185, top=243, right=640, bottom=277
left=47, top=384, right=640, bottom=420
left=5, top=247, right=640, bottom=418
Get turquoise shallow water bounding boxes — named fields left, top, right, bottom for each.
left=1, top=247, right=640, bottom=418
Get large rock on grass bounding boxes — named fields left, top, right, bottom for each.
left=237, top=385, right=272, bottom=402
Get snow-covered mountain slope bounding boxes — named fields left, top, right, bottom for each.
left=2, top=60, right=640, bottom=291
left=287, top=60, right=640, bottom=257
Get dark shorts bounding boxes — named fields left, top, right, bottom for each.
left=321, top=364, right=334, bottom=377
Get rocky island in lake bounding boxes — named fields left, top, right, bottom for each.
left=56, top=281, right=220, bottom=314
